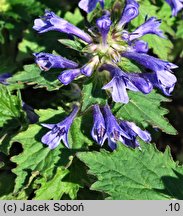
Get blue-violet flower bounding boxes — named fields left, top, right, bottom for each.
left=41, top=105, right=79, bottom=149
left=129, top=17, right=164, bottom=41
left=91, top=104, right=107, bottom=146
left=103, top=104, right=131, bottom=150
left=58, top=69, right=81, bottom=85
left=101, top=64, right=153, bottom=103
left=96, top=12, right=112, bottom=45
left=144, top=71, right=177, bottom=96
left=33, top=10, right=92, bottom=43
left=34, top=1, right=178, bottom=100
left=119, top=120, right=151, bottom=148
left=118, top=0, right=139, bottom=28
left=33, top=52, right=78, bottom=71
left=132, top=40, right=149, bottom=53
left=165, top=0, right=183, bottom=16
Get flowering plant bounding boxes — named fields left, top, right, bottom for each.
left=0, top=0, right=183, bottom=200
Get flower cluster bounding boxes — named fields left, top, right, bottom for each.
left=33, top=0, right=178, bottom=150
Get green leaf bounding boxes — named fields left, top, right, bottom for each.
left=0, top=86, right=27, bottom=155
left=176, top=21, right=183, bottom=39
left=78, top=142, right=183, bottom=200
left=64, top=8, right=83, bottom=26
left=113, top=91, right=177, bottom=135
left=131, top=1, right=158, bottom=27
left=0, top=85, right=23, bottom=128
left=81, top=75, right=107, bottom=112
left=58, top=39, right=83, bottom=51
left=104, top=0, right=117, bottom=8
left=0, top=56, right=17, bottom=72
left=68, top=116, right=93, bottom=149
left=157, top=3, right=175, bottom=36
left=34, top=167, right=80, bottom=200
left=8, top=64, right=62, bottom=91
left=119, top=57, right=142, bottom=73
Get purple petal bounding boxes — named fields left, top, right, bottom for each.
left=121, top=30, right=130, bottom=42
left=118, top=0, right=139, bottom=28
left=122, top=52, right=178, bottom=73
left=157, top=70, right=177, bottom=95
left=33, top=19, right=49, bottom=32
left=166, top=0, right=183, bottom=16
left=101, top=64, right=152, bottom=103
left=41, top=123, right=56, bottom=129
left=91, top=105, right=107, bottom=146
left=22, top=102, right=39, bottom=124
left=58, top=105, right=79, bottom=128
left=103, top=105, right=131, bottom=140
left=132, top=40, right=149, bottom=53
left=129, top=17, right=165, bottom=41
left=119, top=120, right=151, bottom=149
left=125, top=73, right=153, bottom=94
left=125, top=121, right=151, bottom=142
left=62, top=133, right=70, bottom=148
left=41, top=105, right=79, bottom=149
left=96, top=12, right=112, bottom=45
left=58, top=69, right=81, bottom=85
left=33, top=11, right=67, bottom=33
left=123, top=137, right=140, bottom=148
left=33, top=10, right=92, bottom=43
left=34, top=52, right=78, bottom=71
left=81, top=56, right=99, bottom=77
left=99, top=0, right=105, bottom=8
left=41, top=130, right=62, bottom=149
left=145, top=71, right=177, bottom=96
left=102, top=77, right=129, bottom=104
